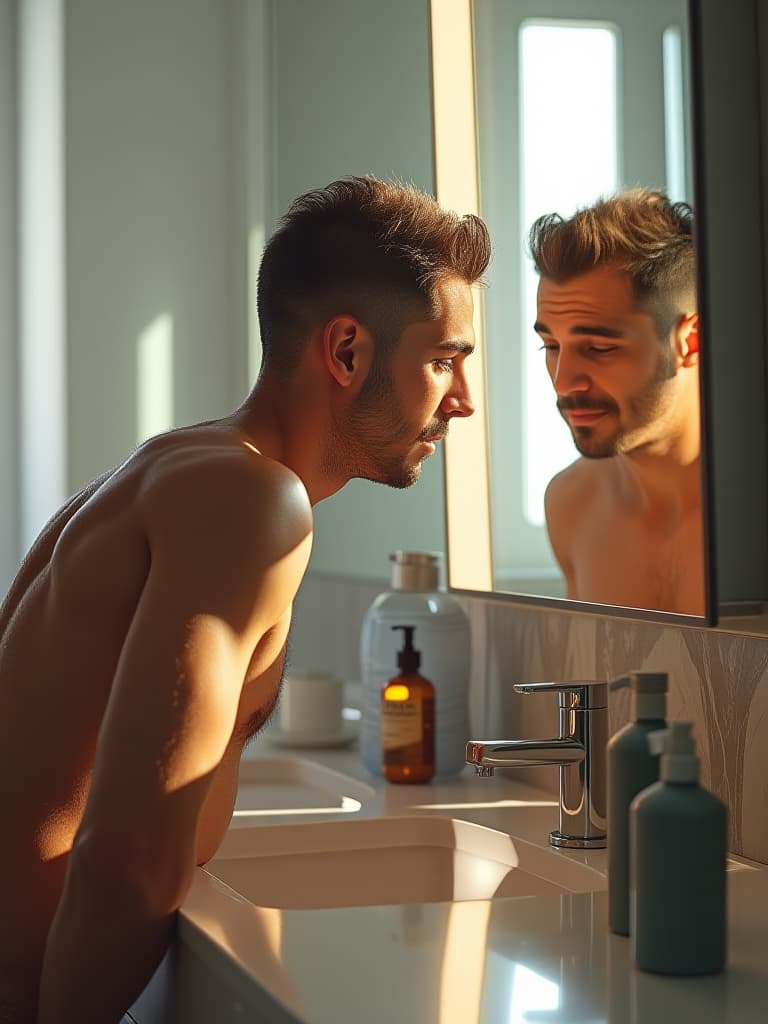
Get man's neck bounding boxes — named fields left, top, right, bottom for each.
left=614, top=442, right=702, bottom=515
left=228, top=382, right=349, bottom=505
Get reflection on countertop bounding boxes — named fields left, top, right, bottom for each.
left=131, top=738, right=768, bottom=1024
left=251, top=869, right=767, bottom=1024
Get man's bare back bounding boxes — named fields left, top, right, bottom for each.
left=0, top=422, right=311, bottom=1018
left=545, top=456, right=705, bottom=614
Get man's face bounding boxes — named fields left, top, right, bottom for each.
left=534, top=266, right=680, bottom=459
left=346, top=275, right=476, bottom=488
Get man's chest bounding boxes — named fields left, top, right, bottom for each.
left=571, top=507, right=705, bottom=613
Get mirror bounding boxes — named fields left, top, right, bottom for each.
left=432, top=0, right=718, bottom=625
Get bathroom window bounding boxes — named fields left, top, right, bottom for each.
left=519, top=21, right=619, bottom=526
left=662, top=24, right=689, bottom=204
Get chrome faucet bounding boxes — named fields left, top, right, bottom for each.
left=466, top=680, right=607, bottom=849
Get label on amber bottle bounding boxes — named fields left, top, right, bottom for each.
left=381, top=697, right=422, bottom=750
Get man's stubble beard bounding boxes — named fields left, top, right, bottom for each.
left=322, top=356, right=423, bottom=489
left=562, top=346, right=677, bottom=459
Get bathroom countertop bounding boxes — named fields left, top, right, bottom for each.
left=137, top=739, right=768, bottom=1024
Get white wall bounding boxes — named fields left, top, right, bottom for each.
left=0, top=0, right=19, bottom=594
left=5, top=0, right=257, bottom=592
left=63, top=0, right=250, bottom=492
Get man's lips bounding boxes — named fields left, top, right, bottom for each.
left=418, top=433, right=446, bottom=455
left=560, top=407, right=611, bottom=426
left=419, top=425, right=449, bottom=443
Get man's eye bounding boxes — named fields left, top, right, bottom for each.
left=432, top=358, right=455, bottom=371
left=538, top=344, right=557, bottom=353
left=589, top=345, right=618, bottom=354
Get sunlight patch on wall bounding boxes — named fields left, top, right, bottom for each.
left=19, top=0, right=66, bottom=550
left=248, top=224, right=266, bottom=386
left=137, top=313, right=174, bottom=443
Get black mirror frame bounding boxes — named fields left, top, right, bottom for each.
left=692, top=0, right=768, bottom=615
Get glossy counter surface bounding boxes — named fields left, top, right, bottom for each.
left=182, top=868, right=767, bottom=1024
left=134, top=742, right=768, bottom=1024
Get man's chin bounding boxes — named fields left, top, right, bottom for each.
left=575, top=442, right=619, bottom=459
left=574, top=431, right=639, bottom=459
left=362, top=460, right=422, bottom=490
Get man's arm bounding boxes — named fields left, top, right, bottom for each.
left=37, top=456, right=312, bottom=1023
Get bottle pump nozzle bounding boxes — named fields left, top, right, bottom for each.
left=609, top=671, right=668, bottom=694
left=392, top=625, right=421, bottom=674
left=609, top=671, right=668, bottom=720
left=647, top=721, right=699, bottom=783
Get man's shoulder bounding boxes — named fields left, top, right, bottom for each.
left=145, top=437, right=305, bottom=497
left=138, top=437, right=312, bottom=540
left=545, top=458, right=594, bottom=502
left=544, top=457, right=616, bottom=529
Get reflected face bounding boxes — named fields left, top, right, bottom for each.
left=349, top=275, right=476, bottom=488
left=534, top=267, right=680, bottom=458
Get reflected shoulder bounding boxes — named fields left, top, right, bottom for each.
left=544, top=458, right=600, bottom=536
left=544, top=457, right=591, bottom=503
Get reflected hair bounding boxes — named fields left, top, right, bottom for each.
left=257, top=176, right=491, bottom=376
left=528, top=188, right=696, bottom=336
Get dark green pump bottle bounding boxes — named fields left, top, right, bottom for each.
left=630, top=722, right=727, bottom=975
left=607, top=671, right=668, bottom=936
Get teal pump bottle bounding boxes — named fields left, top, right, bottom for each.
left=630, top=722, right=727, bottom=975
left=607, top=671, right=668, bottom=936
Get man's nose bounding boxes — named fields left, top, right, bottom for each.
left=551, top=351, right=591, bottom=395
left=442, top=372, right=475, bottom=418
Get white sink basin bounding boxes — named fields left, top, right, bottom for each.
left=205, top=815, right=606, bottom=908
left=230, top=756, right=375, bottom=823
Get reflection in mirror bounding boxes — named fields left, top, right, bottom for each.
left=529, top=193, right=702, bottom=614
left=432, top=0, right=714, bottom=623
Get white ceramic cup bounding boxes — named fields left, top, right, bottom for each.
left=279, top=670, right=344, bottom=736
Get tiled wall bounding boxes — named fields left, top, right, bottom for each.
left=291, top=573, right=768, bottom=864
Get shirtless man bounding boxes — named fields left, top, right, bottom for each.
left=529, top=189, right=703, bottom=614
left=0, top=176, right=490, bottom=1022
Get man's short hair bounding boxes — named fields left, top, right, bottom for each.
left=528, top=188, right=696, bottom=337
left=257, top=176, right=491, bottom=375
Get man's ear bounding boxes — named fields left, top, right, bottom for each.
left=675, top=312, right=699, bottom=368
left=322, top=315, right=374, bottom=388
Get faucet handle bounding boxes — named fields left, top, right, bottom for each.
left=513, top=680, right=607, bottom=710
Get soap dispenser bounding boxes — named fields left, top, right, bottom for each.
left=360, top=551, right=470, bottom=777
left=630, top=722, right=727, bottom=976
left=381, top=625, right=435, bottom=784
left=607, top=671, right=668, bottom=936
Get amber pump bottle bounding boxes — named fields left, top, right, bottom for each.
left=381, top=625, right=435, bottom=784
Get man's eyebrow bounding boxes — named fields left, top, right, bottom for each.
left=533, top=321, right=623, bottom=340
left=433, top=339, right=475, bottom=355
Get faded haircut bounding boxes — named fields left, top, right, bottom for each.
left=528, top=188, right=696, bottom=337
left=256, top=176, right=491, bottom=376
